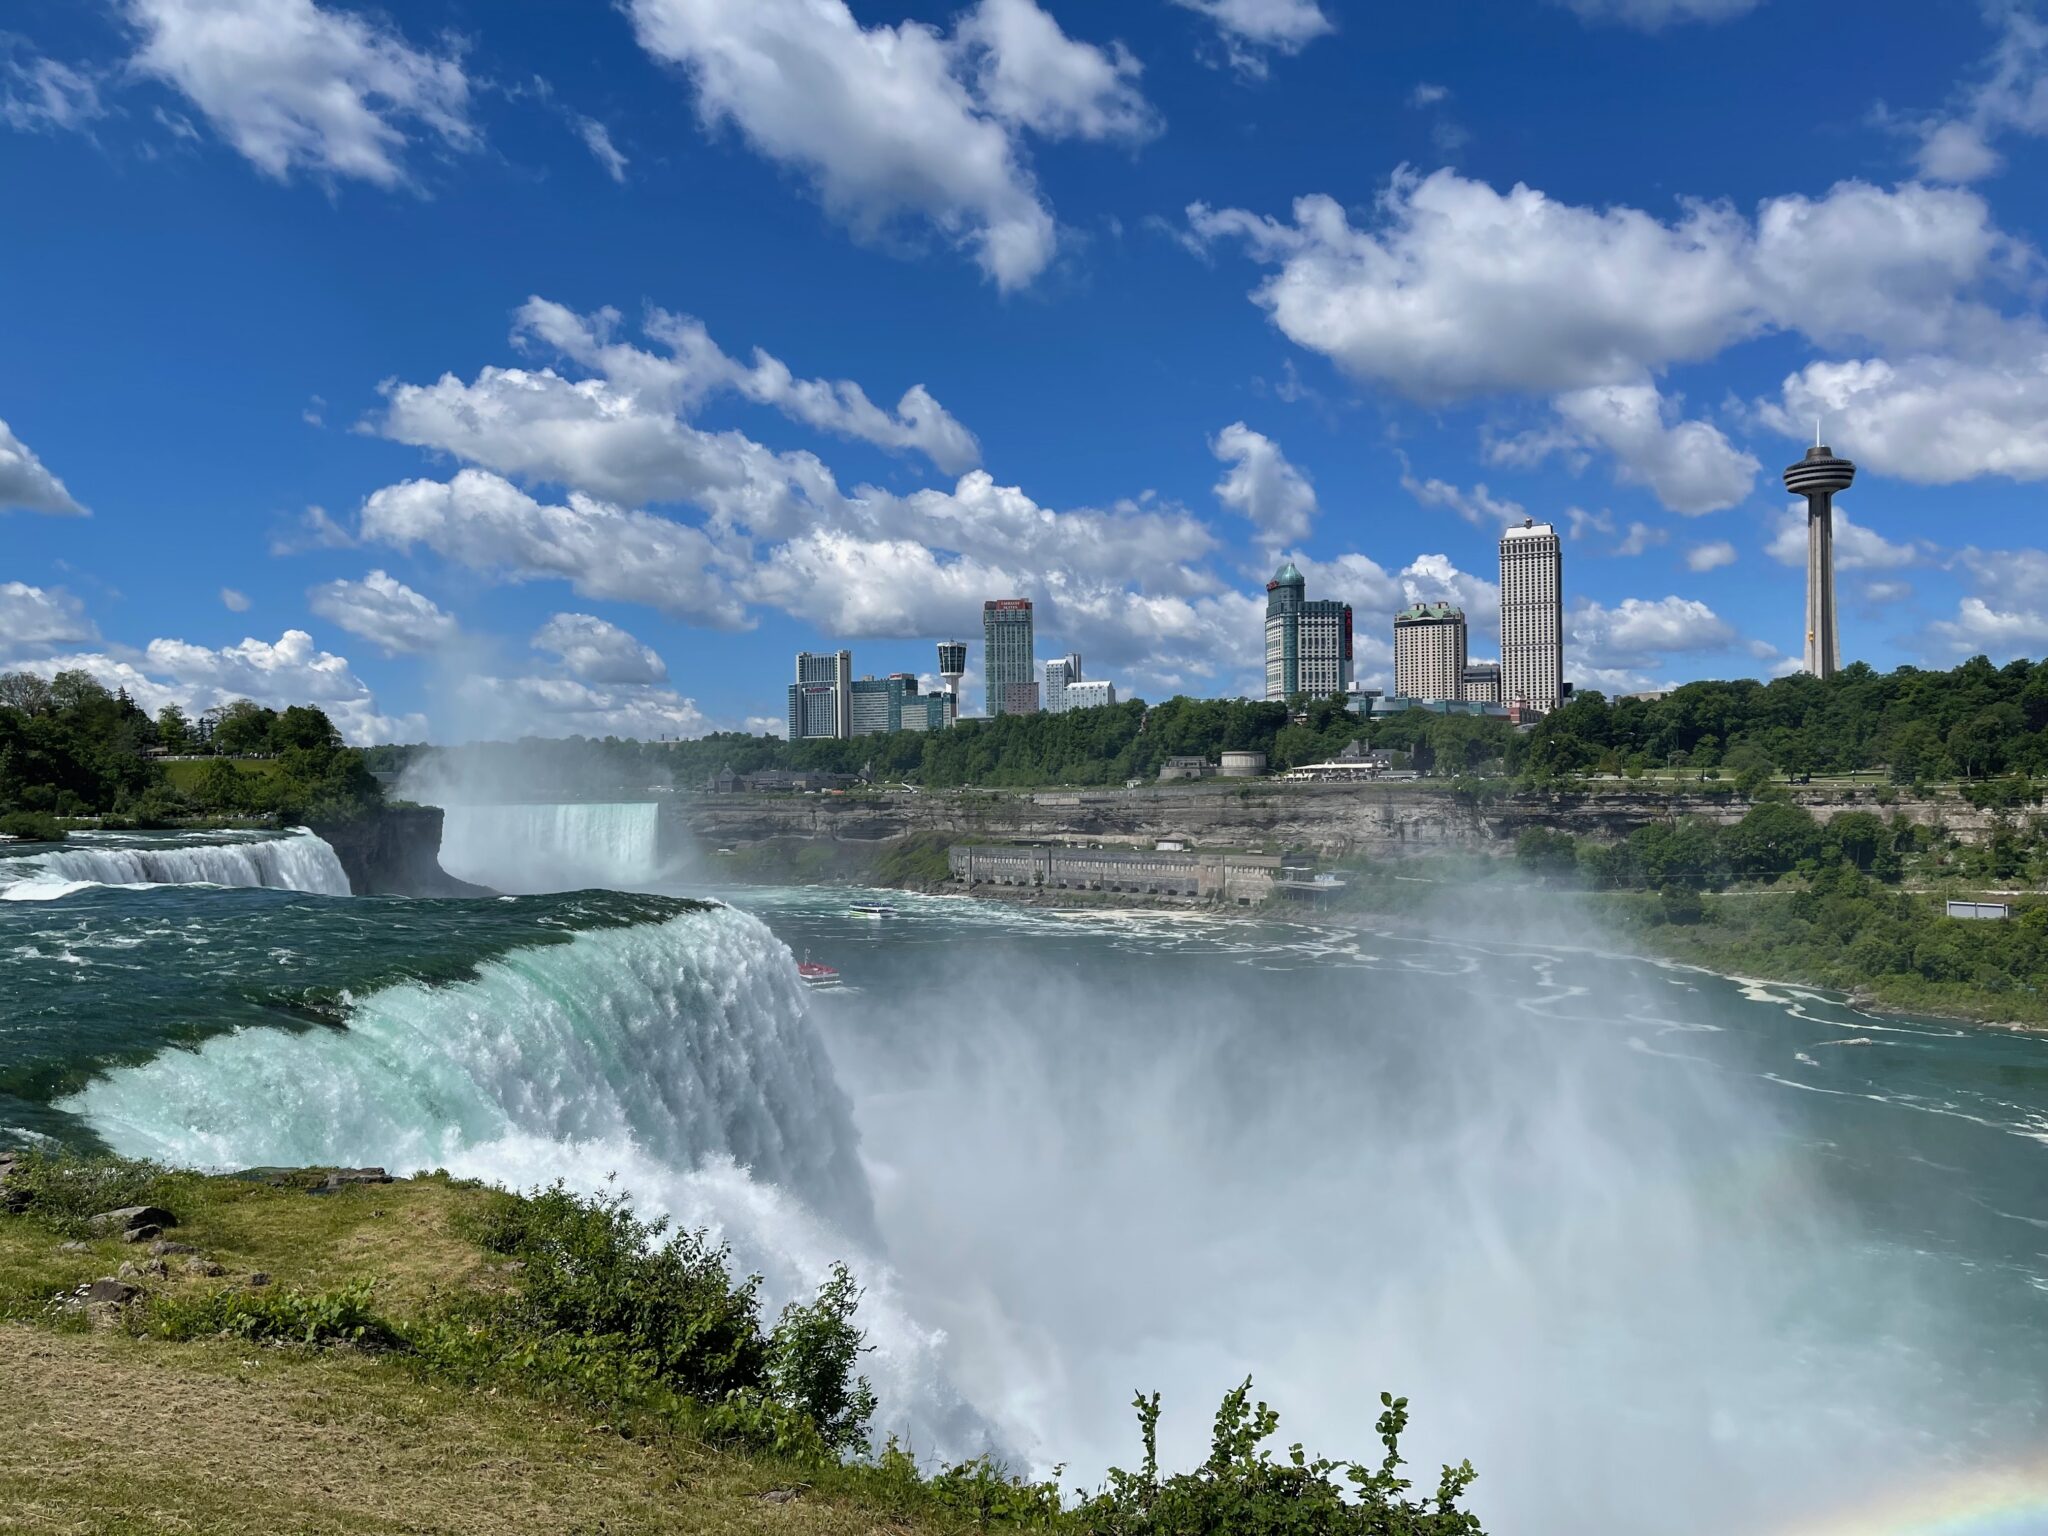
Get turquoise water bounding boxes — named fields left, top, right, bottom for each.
left=6, top=828, right=2048, bottom=1533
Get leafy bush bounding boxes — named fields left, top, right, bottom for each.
left=0, top=810, right=64, bottom=841
left=766, top=1261, right=877, bottom=1455
left=150, top=1279, right=400, bottom=1350
left=1, top=1151, right=201, bottom=1235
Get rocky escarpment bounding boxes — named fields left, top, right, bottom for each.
left=310, top=806, right=490, bottom=897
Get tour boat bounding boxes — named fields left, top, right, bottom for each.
left=797, top=953, right=842, bottom=988
left=849, top=900, right=898, bottom=918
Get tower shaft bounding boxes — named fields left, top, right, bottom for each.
left=1804, top=495, right=1839, bottom=679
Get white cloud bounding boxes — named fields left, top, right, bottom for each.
left=1570, top=596, right=1736, bottom=672
left=125, top=0, right=475, bottom=189
left=307, top=569, right=458, bottom=656
left=1409, top=82, right=1449, bottom=108
left=1555, top=0, right=1764, bottom=28
left=1189, top=172, right=2012, bottom=403
left=1168, top=0, right=1333, bottom=76
left=219, top=587, right=252, bottom=612
left=1686, top=540, right=1738, bottom=572
left=954, top=0, right=1157, bottom=141
left=1766, top=502, right=1928, bottom=572
left=1399, top=466, right=1526, bottom=527
left=1907, top=3, right=2048, bottom=184
left=1399, top=553, right=1499, bottom=631
left=532, top=613, right=668, bottom=685
left=1549, top=384, right=1758, bottom=513
left=359, top=469, right=746, bottom=629
left=1566, top=506, right=1615, bottom=541
left=1762, top=351, right=2048, bottom=483
left=0, top=583, right=100, bottom=658
left=1614, top=521, right=1669, bottom=557
left=1927, top=546, right=2048, bottom=656
left=270, top=505, right=355, bottom=554
left=0, top=418, right=86, bottom=516
left=1, top=51, right=105, bottom=134
left=625, top=0, right=1153, bottom=288
left=1209, top=422, right=1315, bottom=549
left=574, top=116, right=628, bottom=182
left=464, top=674, right=710, bottom=741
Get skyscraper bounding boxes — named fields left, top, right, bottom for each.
left=1043, top=653, right=1082, bottom=714
left=1461, top=661, right=1502, bottom=704
left=1785, top=442, right=1856, bottom=678
left=1264, top=561, right=1305, bottom=700
left=1298, top=599, right=1353, bottom=699
left=792, top=649, right=852, bottom=739
left=1394, top=603, right=1467, bottom=701
left=1499, top=519, right=1563, bottom=713
left=983, top=599, right=1038, bottom=716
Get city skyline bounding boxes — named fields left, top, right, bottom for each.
left=2, top=2, right=2045, bottom=742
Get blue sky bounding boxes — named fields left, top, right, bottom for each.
left=3, top=0, right=2047, bottom=742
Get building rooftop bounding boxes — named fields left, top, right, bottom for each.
left=1268, top=560, right=1305, bottom=587
left=1395, top=602, right=1465, bottom=621
left=1501, top=518, right=1558, bottom=540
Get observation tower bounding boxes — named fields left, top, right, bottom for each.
left=937, top=640, right=967, bottom=702
left=1784, top=440, right=1856, bottom=679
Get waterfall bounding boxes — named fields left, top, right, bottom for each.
left=437, top=803, right=668, bottom=893
left=2, top=830, right=351, bottom=900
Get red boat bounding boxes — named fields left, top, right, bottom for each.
left=797, top=953, right=841, bottom=989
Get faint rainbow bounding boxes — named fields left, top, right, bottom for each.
left=1773, top=1460, right=2048, bottom=1536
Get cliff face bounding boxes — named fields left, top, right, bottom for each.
left=310, top=806, right=490, bottom=897
left=668, top=782, right=1995, bottom=866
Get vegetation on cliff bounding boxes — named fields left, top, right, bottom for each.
left=0, top=1154, right=1487, bottom=1535
left=0, top=671, right=383, bottom=828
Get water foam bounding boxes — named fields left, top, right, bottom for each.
left=0, top=830, right=350, bottom=900
left=438, top=803, right=667, bottom=893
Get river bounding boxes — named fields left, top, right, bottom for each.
left=3, top=824, right=2047, bottom=1534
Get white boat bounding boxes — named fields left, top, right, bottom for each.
left=849, top=900, right=898, bottom=918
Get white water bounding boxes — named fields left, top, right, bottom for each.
left=437, top=802, right=667, bottom=893
left=61, top=901, right=990, bottom=1457
left=0, top=830, right=351, bottom=900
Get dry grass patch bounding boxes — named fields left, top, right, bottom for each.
left=0, top=1326, right=915, bottom=1536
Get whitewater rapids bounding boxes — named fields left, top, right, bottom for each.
left=0, top=829, right=350, bottom=901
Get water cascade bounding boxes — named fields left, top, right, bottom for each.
left=1, top=830, right=351, bottom=900
left=437, top=803, right=668, bottom=893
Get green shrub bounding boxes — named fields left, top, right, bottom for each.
left=2, top=1152, right=201, bottom=1234
left=767, top=1261, right=877, bottom=1455
left=150, top=1279, right=401, bottom=1350
left=0, top=810, right=64, bottom=842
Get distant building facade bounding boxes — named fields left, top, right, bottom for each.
left=1264, top=561, right=1352, bottom=700
left=1159, top=755, right=1214, bottom=781
left=1394, top=604, right=1468, bottom=702
left=1065, top=679, right=1116, bottom=711
left=1500, top=519, right=1563, bottom=713
left=792, top=650, right=853, bottom=739
left=1044, top=653, right=1083, bottom=714
left=1461, top=661, right=1502, bottom=704
left=849, top=673, right=920, bottom=736
left=984, top=600, right=1038, bottom=716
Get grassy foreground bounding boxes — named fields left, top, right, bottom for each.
left=0, top=1157, right=1486, bottom=1536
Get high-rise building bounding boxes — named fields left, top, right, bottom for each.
left=1264, top=561, right=1306, bottom=700
left=1499, top=519, right=1563, bottom=713
left=1299, top=599, right=1354, bottom=699
left=1460, top=661, right=1502, bottom=705
left=849, top=673, right=924, bottom=736
left=1066, top=679, right=1117, bottom=710
left=1394, top=604, right=1467, bottom=701
left=937, top=641, right=967, bottom=702
left=794, top=650, right=853, bottom=738
left=898, top=690, right=958, bottom=732
left=1043, top=653, right=1082, bottom=714
left=984, top=600, right=1038, bottom=716
left=787, top=683, right=839, bottom=740
left=1785, top=442, right=1856, bottom=678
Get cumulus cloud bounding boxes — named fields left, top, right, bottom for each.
left=124, top=0, right=475, bottom=188
left=532, top=612, right=668, bottom=684
left=270, top=505, right=355, bottom=554
left=219, top=587, right=252, bottom=612
left=1760, top=350, right=2048, bottom=483
left=1614, top=521, right=1669, bottom=557
left=1926, top=545, right=2048, bottom=656
left=1209, top=423, right=1316, bottom=550
left=1555, top=0, right=1763, bottom=28
left=1168, top=0, right=1333, bottom=76
left=1570, top=596, right=1737, bottom=681
left=1765, top=502, right=1929, bottom=571
left=1399, top=465, right=1526, bottom=528
left=0, top=583, right=100, bottom=658
left=359, top=469, right=746, bottom=629
left=1, top=50, right=105, bottom=134
left=624, top=0, right=1154, bottom=288
left=1686, top=540, right=1738, bottom=572
left=308, top=570, right=459, bottom=656
left=0, top=418, right=87, bottom=516
left=1547, top=384, right=1758, bottom=513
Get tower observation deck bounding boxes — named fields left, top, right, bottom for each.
left=1784, top=443, right=1855, bottom=679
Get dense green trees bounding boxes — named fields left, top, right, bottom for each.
left=0, top=671, right=380, bottom=826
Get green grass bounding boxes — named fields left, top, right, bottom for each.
left=161, top=758, right=287, bottom=795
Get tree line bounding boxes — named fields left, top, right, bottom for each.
left=0, top=670, right=382, bottom=836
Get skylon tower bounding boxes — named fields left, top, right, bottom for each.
left=1784, top=441, right=1856, bottom=679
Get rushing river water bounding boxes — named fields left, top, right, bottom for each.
left=4, top=826, right=2048, bottom=1534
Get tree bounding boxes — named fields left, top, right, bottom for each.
left=156, top=705, right=193, bottom=754
left=210, top=699, right=276, bottom=756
